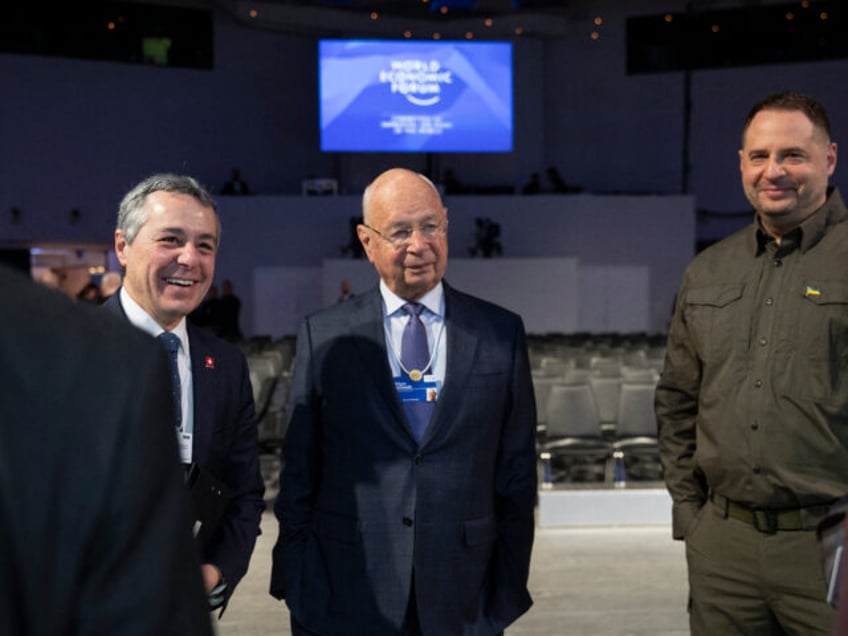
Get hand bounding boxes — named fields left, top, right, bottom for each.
left=200, top=563, right=223, bottom=593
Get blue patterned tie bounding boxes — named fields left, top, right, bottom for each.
left=157, top=332, right=182, bottom=428
left=401, top=303, right=434, bottom=442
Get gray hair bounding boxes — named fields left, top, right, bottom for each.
left=117, top=173, right=220, bottom=245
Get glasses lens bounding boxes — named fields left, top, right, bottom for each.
left=378, top=222, right=446, bottom=246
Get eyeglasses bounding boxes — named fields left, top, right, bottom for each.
left=362, top=220, right=448, bottom=248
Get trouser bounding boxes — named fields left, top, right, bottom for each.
left=290, top=575, right=505, bottom=635
left=685, top=497, right=834, bottom=635
left=289, top=576, right=426, bottom=635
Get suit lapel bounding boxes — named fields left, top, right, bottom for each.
left=187, top=325, right=215, bottom=462
left=102, top=291, right=126, bottom=319
left=348, top=290, right=410, bottom=432
left=105, top=291, right=213, bottom=458
left=421, top=284, right=478, bottom=445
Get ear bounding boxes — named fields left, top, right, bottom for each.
left=827, top=142, right=838, bottom=177
left=115, top=230, right=129, bottom=267
left=356, top=224, right=375, bottom=263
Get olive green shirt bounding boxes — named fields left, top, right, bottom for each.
left=656, top=188, right=848, bottom=539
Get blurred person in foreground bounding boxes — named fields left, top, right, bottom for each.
left=270, top=167, right=537, bottom=635
left=0, top=264, right=212, bottom=636
left=100, top=270, right=122, bottom=301
left=104, top=173, right=264, bottom=613
left=656, top=91, right=848, bottom=634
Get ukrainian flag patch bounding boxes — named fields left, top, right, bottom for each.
left=805, top=285, right=821, bottom=297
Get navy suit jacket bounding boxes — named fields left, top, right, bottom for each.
left=270, top=282, right=537, bottom=635
left=104, top=292, right=265, bottom=601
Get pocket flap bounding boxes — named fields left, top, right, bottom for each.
left=686, top=283, right=744, bottom=308
left=801, top=281, right=848, bottom=305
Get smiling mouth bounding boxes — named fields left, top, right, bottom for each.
left=165, top=277, right=196, bottom=287
left=760, top=187, right=794, bottom=196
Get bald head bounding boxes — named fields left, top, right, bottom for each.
left=362, top=168, right=442, bottom=225
left=358, top=168, right=448, bottom=301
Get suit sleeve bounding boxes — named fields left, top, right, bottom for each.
left=78, top=346, right=213, bottom=636
left=485, top=317, right=538, bottom=627
left=203, top=351, right=266, bottom=600
left=655, top=280, right=708, bottom=540
left=270, top=317, right=321, bottom=602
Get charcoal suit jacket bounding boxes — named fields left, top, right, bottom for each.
left=104, top=291, right=265, bottom=603
left=270, top=282, right=537, bottom=635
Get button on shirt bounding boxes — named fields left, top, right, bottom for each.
left=119, top=287, right=193, bottom=432
left=380, top=280, right=446, bottom=387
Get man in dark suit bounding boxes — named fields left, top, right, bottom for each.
left=103, top=173, right=265, bottom=611
left=270, top=168, right=537, bottom=635
left=0, top=264, right=213, bottom=635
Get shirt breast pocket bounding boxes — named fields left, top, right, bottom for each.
left=683, top=283, right=746, bottom=368
left=788, top=280, right=848, bottom=403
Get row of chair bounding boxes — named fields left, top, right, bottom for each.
left=243, top=332, right=664, bottom=488
left=535, top=373, right=662, bottom=485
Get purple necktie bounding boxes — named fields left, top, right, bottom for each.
left=401, top=303, right=434, bottom=442
left=401, top=303, right=429, bottom=376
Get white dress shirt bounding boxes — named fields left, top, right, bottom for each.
left=119, top=287, right=194, bottom=433
left=379, top=280, right=447, bottom=387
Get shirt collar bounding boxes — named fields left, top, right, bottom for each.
left=379, top=280, right=444, bottom=319
left=120, top=286, right=189, bottom=350
left=752, top=186, right=841, bottom=256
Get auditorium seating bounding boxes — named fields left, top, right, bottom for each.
left=541, top=382, right=612, bottom=483
left=245, top=336, right=295, bottom=454
left=529, top=332, right=665, bottom=486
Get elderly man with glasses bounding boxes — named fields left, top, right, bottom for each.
left=270, top=167, right=537, bottom=636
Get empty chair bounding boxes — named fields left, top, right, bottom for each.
left=562, top=367, right=592, bottom=384
left=622, top=348, right=649, bottom=368
left=258, top=349, right=286, bottom=377
left=620, top=365, right=659, bottom=384
left=247, top=351, right=286, bottom=451
left=591, top=358, right=622, bottom=378
left=532, top=373, right=559, bottom=439
left=539, top=356, right=572, bottom=378
left=542, top=382, right=612, bottom=483
left=613, top=381, right=662, bottom=481
left=249, top=369, right=263, bottom=406
left=589, top=374, right=622, bottom=431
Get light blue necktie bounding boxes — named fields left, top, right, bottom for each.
left=157, top=332, right=182, bottom=428
left=401, top=303, right=434, bottom=442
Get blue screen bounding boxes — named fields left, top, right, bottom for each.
left=319, top=39, right=513, bottom=153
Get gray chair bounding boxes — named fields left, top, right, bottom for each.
left=589, top=373, right=622, bottom=432
left=248, top=351, right=287, bottom=452
left=612, top=380, right=662, bottom=481
left=542, top=382, right=612, bottom=483
left=532, top=373, right=558, bottom=440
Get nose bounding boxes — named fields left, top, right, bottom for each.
left=764, top=158, right=785, bottom=179
left=405, top=227, right=429, bottom=252
left=176, top=242, right=198, bottom=266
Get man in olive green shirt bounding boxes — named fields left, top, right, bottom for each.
left=656, top=91, right=848, bottom=634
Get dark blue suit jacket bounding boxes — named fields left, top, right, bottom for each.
left=270, top=283, right=537, bottom=635
left=104, top=292, right=265, bottom=601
